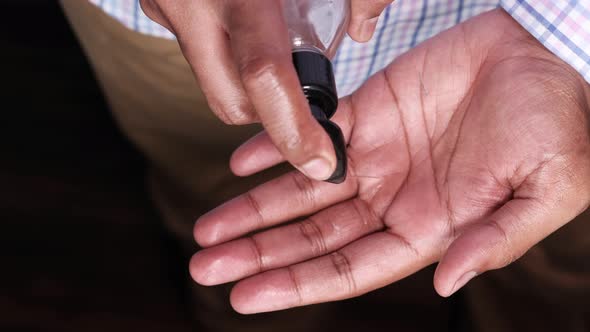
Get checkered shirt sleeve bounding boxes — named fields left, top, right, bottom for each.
left=501, top=0, right=590, bottom=84
left=87, top=1, right=590, bottom=91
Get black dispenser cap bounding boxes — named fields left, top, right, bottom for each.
left=292, top=50, right=338, bottom=118
left=292, top=50, right=347, bottom=184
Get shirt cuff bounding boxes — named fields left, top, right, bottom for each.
left=501, top=0, right=590, bottom=84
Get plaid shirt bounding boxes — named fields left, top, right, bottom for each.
left=90, top=0, right=590, bottom=94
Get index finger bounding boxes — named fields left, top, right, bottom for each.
left=224, top=0, right=339, bottom=181
left=194, top=168, right=358, bottom=248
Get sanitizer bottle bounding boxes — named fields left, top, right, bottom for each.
left=284, top=0, right=350, bottom=183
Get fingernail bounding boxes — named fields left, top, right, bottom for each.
left=301, top=157, right=334, bottom=180
left=450, top=271, right=477, bottom=296
left=359, top=17, right=379, bottom=41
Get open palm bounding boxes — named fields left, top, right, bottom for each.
left=190, top=9, right=590, bottom=314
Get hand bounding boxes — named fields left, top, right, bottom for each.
left=190, top=9, right=590, bottom=314
left=139, top=0, right=394, bottom=181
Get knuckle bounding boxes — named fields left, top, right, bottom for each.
left=292, top=172, right=317, bottom=209
left=263, top=127, right=305, bottom=158
left=494, top=245, right=521, bottom=270
left=228, top=114, right=257, bottom=125
left=239, top=55, right=287, bottom=88
left=248, top=236, right=266, bottom=272
left=287, top=266, right=304, bottom=306
left=224, top=110, right=257, bottom=125
left=330, top=251, right=356, bottom=295
left=274, top=126, right=333, bottom=162
left=277, top=132, right=304, bottom=154
left=244, top=191, right=265, bottom=228
left=488, top=219, right=510, bottom=248
left=502, top=251, right=520, bottom=269
left=207, top=96, right=257, bottom=125
left=485, top=219, right=516, bottom=269
left=299, top=218, right=327, bottom=256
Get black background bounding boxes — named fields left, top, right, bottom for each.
left=0, top=2, right=193, bottom=331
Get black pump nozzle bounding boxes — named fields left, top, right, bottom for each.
left=310, top=105, right=347, bottom=184
left=292, top=50, right=347, bottom=184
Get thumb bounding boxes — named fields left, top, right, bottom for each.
left=434, top=164, right=590, bottom=297
left=228, top=0, right=338, bottom=181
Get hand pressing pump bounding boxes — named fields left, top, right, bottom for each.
left=284, top=0, right=350, bottom=183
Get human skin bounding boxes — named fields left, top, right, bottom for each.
left=139, top=0, right=395, bottom=181
left=189, top=9, right=590, bottom=314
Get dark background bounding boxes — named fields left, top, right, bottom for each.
left=0, top=1, right=193, bottom=331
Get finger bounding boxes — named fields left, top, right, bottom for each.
left=348, top=0, right=394, bottom=42
left=226, top=0, right=338, bottom=181
left=230, top=98, right=355, bottom=177
left=139, top=0, right=173, bottom=32
left=434, top=162, right=590, bottom=297
left=156, top=1, right=257, bottom=125
left=194, top=168, right=358, bottom=247
left=229, top=131, right=279, bottom=177
left=228, top=230, right=434, bottom=314
left=191, top=199, right=383, bottom=285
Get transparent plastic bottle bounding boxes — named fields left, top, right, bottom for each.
left=283, top=0, right=350, bottom=184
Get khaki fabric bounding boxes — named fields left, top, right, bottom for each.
left=60, top=1, right=590, bottom=331
left=60, top=0, right=269, bottom=249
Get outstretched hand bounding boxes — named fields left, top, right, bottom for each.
left=190, top=9, right=590, bottom=314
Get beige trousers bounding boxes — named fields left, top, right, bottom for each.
left=61, top=1, right=590, bottom=331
